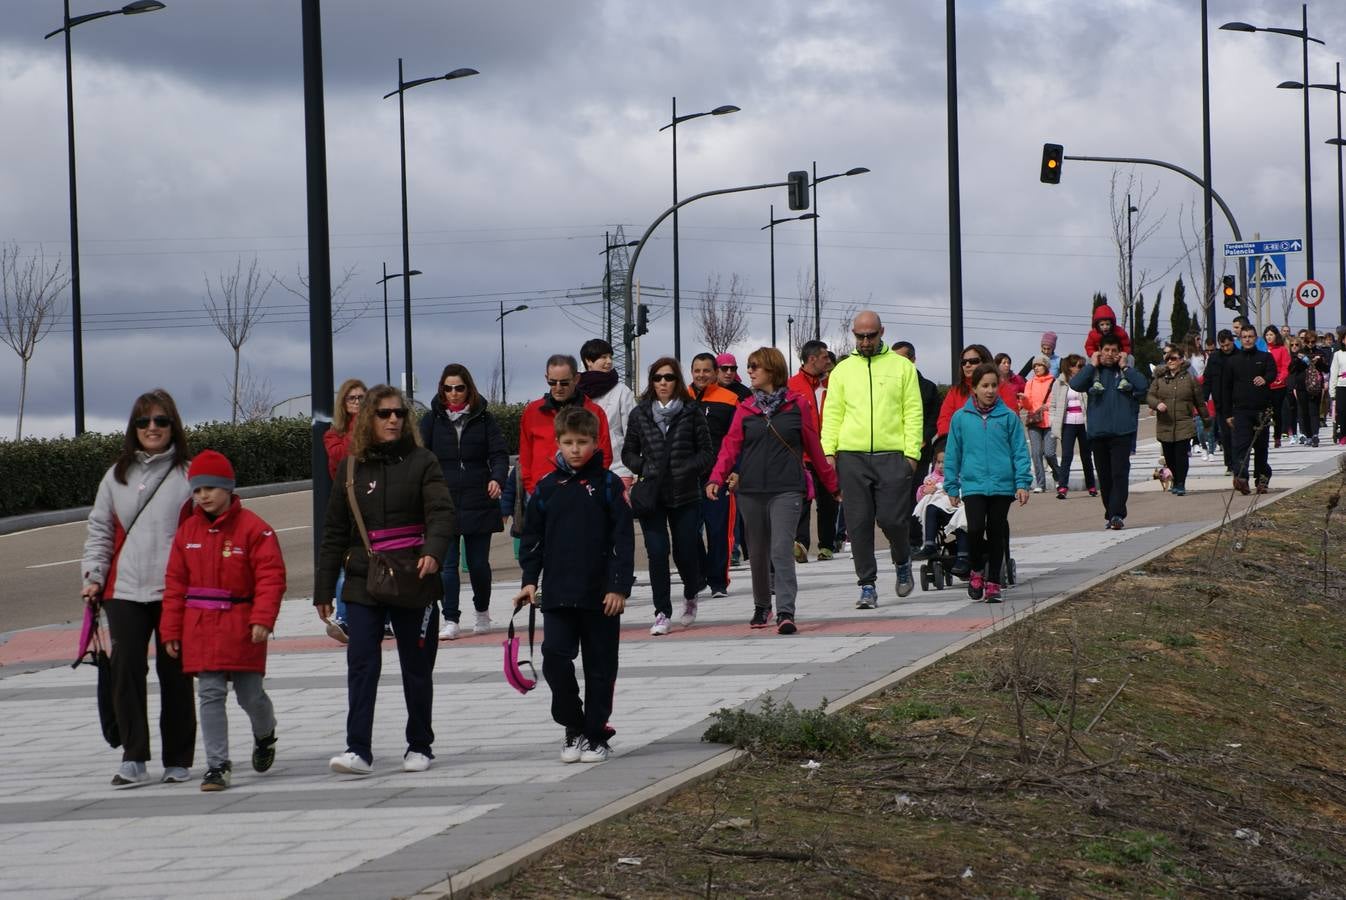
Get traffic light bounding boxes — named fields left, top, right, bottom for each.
left=1040, top=143, right=1063, bottom=184
left=1221, top=275, right=1238, bottom=311
left=787, top=170, right=810, bottom=210
left=636, top=304, right=649, bottom=336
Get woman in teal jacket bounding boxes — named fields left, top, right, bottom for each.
left=943, top=363, right=1032, bottom=603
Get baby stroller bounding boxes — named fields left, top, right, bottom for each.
left=920, top=521, right=1017, bottom=591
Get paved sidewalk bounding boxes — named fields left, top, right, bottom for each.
left=0, top=443, right=1340, bottom=899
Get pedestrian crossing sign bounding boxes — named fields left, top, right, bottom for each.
left=1246, top=253, right=1287, bottom=288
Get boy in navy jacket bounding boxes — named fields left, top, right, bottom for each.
left=513, top=406, right=634, bottom=763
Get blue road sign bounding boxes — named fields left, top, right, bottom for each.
left=1223, top=239, right=1304, bottom=257
left=1246, top=253, right=1287, bottom=288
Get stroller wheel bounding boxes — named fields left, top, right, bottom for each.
left=930, top=562, right=944, bottom=590
left=920, top=569, right=931, bottom=592
left=945, top=567, right=954, bottom=587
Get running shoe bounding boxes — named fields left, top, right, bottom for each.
left=749, top=606, right=772, bottom=628
left=967, top=571, right=984, bottom=601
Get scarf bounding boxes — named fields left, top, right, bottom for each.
left=578, top=369, right=619, bottom=400
left=444, top=401, right=469, bottom=423
left=972, top=395, right=997, bottom=415
left=652, top=397, right=684, bottom=434
left=542, top=391, right=584, bottom=413
left=753, top=387, right=789, bottom=418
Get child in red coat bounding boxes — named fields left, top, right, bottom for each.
left=162, top=450, right=286, bottom=792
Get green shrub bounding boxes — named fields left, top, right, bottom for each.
left=702, top=696, right=879, bottom=758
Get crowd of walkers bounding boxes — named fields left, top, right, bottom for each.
left=78, top=309, right=1346, bottom=782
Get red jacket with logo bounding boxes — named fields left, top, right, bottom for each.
left=160, top=495, right=286, bottom=675
left=519, top=395, right=612, bottom=495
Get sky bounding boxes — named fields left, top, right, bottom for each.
left=3, top=0, right=1346, bottom=438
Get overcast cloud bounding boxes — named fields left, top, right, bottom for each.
left=2, top=0, right=1344, bottom=437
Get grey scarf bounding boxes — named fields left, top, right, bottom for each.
left=652, top=397, right=684, bottom=434
left=753, top=387, right=788, bottom=418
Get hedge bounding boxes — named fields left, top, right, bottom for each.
left=0, top=403, right=526, bottom=519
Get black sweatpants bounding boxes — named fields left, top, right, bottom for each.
left=962, top=495, right=1012, bottom=584
left=795, top=469, right=838, bottom=552
left=1091, top=434, right=1134, bottom=522
left=1158, top=439, right=1190, bottom=489
left=104, top=598, right=196, bottom=767
left=344, top=601, right=439, bottom=764
left=1232, top=408, right=1272, bottom=483
left=542, top=607, right=620, bottom=746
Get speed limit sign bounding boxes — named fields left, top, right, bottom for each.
left=1295, top=279, right=1325, bottom=308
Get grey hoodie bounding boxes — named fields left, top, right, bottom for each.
left=81, top=447, right=191, bottom=603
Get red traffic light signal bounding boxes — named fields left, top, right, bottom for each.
left=1040, top=143, right=1063, bottom=184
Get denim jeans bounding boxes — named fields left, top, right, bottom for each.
left=639, top=501, right=705, bottom=617
left=440, top=534, right=493, bottom=623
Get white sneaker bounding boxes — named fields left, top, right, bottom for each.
left=1032, top=485, right=1044, bottom=493
left=711, top=589, right=729, bottom=599
left=329, top=752, right=372, bottom=776
left=679, top=600, right=698, bottom=628
left=473, top=611, right=493, bottom=634
left=561, top=732, right=586, bottom=764
left=110, top=761, right=150, bottom=789
left=160, top=766, right=191, bottom=784
left=1203, top=450, right=1214, bottom=461
left=650, top=613, right=670, bottom=636
left=580, top=741, right=611, bottom=763
left=402, top=751, right=432, bottom=772
left=438, top=620, right=461, bottom=641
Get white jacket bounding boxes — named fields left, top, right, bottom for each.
left=81, top=447, right=191, bottom=603
left=1331, top=350, right=1346, bottom=390
left=588, top=382, right=636, bottom=478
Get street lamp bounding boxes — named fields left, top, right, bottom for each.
left=1223, top=5, right=1326, bottom=330
left=658, top=99, right=740, bottom=359
left=376, top=264, right=421, bottom=386
left=44, top=0, right=167, bottom=436
left=496, top=302, right=528, bottom=405
left=787, top=315, right=795, bottom=359
left=809, top=165, right=870, bottom=339
left=1127, top=197, right=1138, bottom=318
left=1286, top=64, right=1346, bottom=330
left=600, top=234, right=640, bottom=346
left=760, top=208, right=818, bottom=348
left=384, top=60, right=477, bottom=402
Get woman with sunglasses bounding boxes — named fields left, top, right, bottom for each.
left=936, top=344, right=994, bottom=438
left=623, top=358, right=714, bottom=635
left=315, top=385, right=455, bottom=775
left=1146, top=349, right=1208, bottom=496
left=80, top=390, right=196, bottom=788
left=420, top=364, right=508, bottom=641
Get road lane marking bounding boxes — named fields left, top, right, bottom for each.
left=275, top=525, right=310, bottom=533
left=25, top=558, right=81, bottom=569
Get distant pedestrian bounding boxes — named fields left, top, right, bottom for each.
left=161, top=451, right=285, bottom=792
left=821, top=311, right=925, bottom=607
left=944, top=363, right=1032, bottom=604
left=1069, top=332, right=1147, bottom=529
left=1221, top=325, right=1277, bottom=494
left=1016, top=332, right=1061, bottom=378
left=689, top=352, right=742, bottom=596
left=1204, top=329, right=1238, bottom=472
left=322, top=378, right=367, bottom=641
left=1334, top=329, right=1346, bottom=443
left=514, top=406, right=634, bottom=765
left=1019, top=355, right=1059, bottom=493
left=1146, top=348, right=1208, bottom=497
left=420, top=363, right=508, bottom=641
left=519, top=355, right=613, bottom=498
left=577, top=339, right=637, bottom=489
left=1084, top=303, right=1132, bottom=357
left=707, top=347, right=839, bottom=634
left=1050, top=354, right=1096, bottom=499
left=788, top=340, right=839, bottom=562
left=936, top=344, right=994, bottom=438
left=1264, top=325, right=1291, bottom=448
left=893, top=340, right=940, bottom=552
left=623, top=358, right=714, bottom=634
left=80, top=389, right=196, bottom=789
left=315, top=386, right=455, bottom=776
left=996, top=353, right=1026, bottom=405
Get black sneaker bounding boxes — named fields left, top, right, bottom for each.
left=200, top=762, right=232, bottom=792
left=776, top=613, right=797, bottom=635
left=252, top=730, right=277, bottom=773
left=749, top=606, right=771, bottom=628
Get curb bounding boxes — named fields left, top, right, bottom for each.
left=423, top=459, right=1342, bottom=899
left=0, top=481, right=311, bottom=536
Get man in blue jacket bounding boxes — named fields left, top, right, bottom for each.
left=1069, top=332, right=1148, bottom=530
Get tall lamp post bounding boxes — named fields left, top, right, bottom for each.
left=1126, top=196, right=1138, bottom=318
left=1286, top=64, right=1346, bottom=330
left=1223, top=5, right=1326, bottom=330
left=377, top=264, right=421, bottom=386
left=809, top=165, right=870, bottom=340
left=761, top=207, right=817, bottom=347
left=787, top=315, right=795, bottom=358
left=1200, top=0, right=1216, bottom=341
left=600, top=234, right=639, bottom=345
left=384, top=60, right=477, bottom=402
left=496, top=302, right=528, bottom=404
left=44, top=0, right=166, bottom=436
left=659, top=99, right=740, bottom=359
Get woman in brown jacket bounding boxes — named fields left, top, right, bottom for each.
left=1147, top=349, right=1209, bottom=496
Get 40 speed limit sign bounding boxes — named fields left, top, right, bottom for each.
left=1295, top=279, right=1325, bottom=308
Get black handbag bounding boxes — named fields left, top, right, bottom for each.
left=345, top=457, right=432, bottom=609
left=94, top=632, right=120, bottom=748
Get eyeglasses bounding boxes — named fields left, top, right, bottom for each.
left=718, top=365, right=737, bottom=372
left=374, top=407, right=408, bottom=420
left=650, top=373, right=678, bottom=383
left=546, top=379, right=572, bottom=387
left=853, top=331, right=880, bottom=341
left=134, top=415, right=173, bottom=429
left=961, top=358, right=980, bottom=366
left=345, top=394, right=365, bottom=404
left=441, top=384, right=468, bottom=394
left=746, top=363, right=761, bottom=371
left=1165, top=355, right=1181, bottom=362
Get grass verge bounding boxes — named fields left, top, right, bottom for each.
left=487, top=470, right=1346, bottom=898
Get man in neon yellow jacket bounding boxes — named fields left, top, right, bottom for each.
left=822, top=310, right=924, bottom=607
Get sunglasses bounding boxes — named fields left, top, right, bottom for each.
left=1165, top=355, right=1181, bottom=362
left=961, top=358, right=980, bottom=366
left=546, top=379, right=572, bottom=387
left=746, top=363, right=760, bottom=371
left=650, top=373, right=678, bottom=383
left=441, top=384, right=468, bottom=394
left=718, top=365, right=737, bottom=372
left=134, top=415, right=173, bottom=429
left=374, top=407, right=408, bottom=420
left=853, top=331, right=880, bottom=341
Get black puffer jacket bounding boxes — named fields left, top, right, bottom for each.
left=419, top=403, right=508, bottom=535
left=622, top=399, right=713, bottom=509
left=315, top=434, right=455, bottom=608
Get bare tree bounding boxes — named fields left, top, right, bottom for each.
left=696, top=273, right=750, bottom=355
left=274, top=263, right=366, bottom=334
left=227, top=364, right=275, bottom=422
left=1110, top=170, right=1182, bottom=334
left=0, top=243, right=69, bottom=439
left=829, top=301, right=862, bottom=358
left=1278, top=287, right=1295, bottom=329
left=792, top=270, right=822, bottom=359
left=205, top=256, right=273, bottom=424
